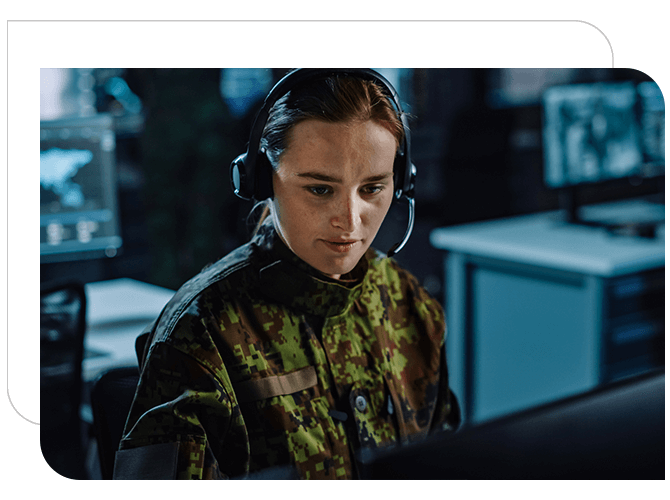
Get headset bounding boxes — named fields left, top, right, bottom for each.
left=230, top=68, right=416, bottom=257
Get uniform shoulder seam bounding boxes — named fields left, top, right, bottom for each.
left=151, top=245, right=254, bottom=346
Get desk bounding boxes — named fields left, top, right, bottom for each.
left=430, top=199, right=665, bottom=425
left=83, top=278, right=174, bottom=383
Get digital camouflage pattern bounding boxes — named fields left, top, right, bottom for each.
left=116, top=224, right=459, bottom=479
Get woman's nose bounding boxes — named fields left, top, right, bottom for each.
left=331, top=194, right=361, bottom=231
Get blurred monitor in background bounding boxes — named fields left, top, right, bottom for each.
left=637, top=81, right=665, bottom=168
left=40, top=113, right=122, bottom=263
left=542, top=81, right=665, bottom=190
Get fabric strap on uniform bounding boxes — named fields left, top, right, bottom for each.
left=235, top=366, right=317, bottom=403
left=113, top=442, right=179, bottom=479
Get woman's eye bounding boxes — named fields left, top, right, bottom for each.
left=307, top=186, right=331, bottom=196
left=362, top=185, right=384, bottom=195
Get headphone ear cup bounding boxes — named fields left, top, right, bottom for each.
left=254, top=151, right=274, bottom=200
left=393, top=156, right=404, bottom=200
left=406, top=162, right=416, bottom=197
left=230, top=153, right=252, bottom=200
left=393, top=154, right=414, bottom=200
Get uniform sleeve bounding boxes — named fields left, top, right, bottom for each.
left=385, top=258, right=461, bottom=437
left=429, top=344, right=461, bottom=434
left=114, top=340, right=242, bottom=479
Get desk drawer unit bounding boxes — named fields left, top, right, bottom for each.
left=602, top=268, right=664, bottom=382
left=445, top=252, right=664, bottom=426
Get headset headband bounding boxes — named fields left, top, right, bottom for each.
left=230, top=68, right=415, bottom=202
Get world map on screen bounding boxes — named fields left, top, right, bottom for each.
left=40, top=147, right=93, bottom=208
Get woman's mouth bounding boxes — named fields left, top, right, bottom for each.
left=322, top=240, right=358, bottom=253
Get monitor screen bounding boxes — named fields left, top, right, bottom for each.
left=542, top=81, right=665, bottom=189
left=638, top=81, right=665, bottom=170
left=40, top=113, right=122, bottom=262
left=362, top=370, right=664, bottom=480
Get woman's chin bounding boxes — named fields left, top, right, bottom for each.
left=314, top=257, right=362, bottom=281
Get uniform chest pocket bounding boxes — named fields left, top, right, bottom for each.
left=233, top=366, right=318, bottom=403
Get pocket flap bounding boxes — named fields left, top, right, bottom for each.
left=234, top=366, right=317, bottom=403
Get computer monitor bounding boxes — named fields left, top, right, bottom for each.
left=542, top=81, right=665, bottom=236
left=638, top=81, right=665, bottom=170
left=542, top=81, right=665, bottom=188
left=40, top=113, right=122, bottom=262
left=362, top=370, right=664, bottom=480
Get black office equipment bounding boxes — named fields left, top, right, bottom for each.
left=363, top=370, right=664, bottom=479
left=40, top=113, right=123, bottom=262
left=90, top=366, right=141, bottom=480
left=602, top=267, right=665, bottom=383
left=40, top=280, right=88, bottom=479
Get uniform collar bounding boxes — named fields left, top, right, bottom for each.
left=252, top=224, right=370, bottom=318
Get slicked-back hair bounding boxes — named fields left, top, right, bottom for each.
left=260, top=75, right=405, bottom=170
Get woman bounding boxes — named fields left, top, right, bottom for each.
left=115, top=69, right=460, bottom=480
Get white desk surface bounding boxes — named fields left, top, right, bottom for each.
left=82, top=278, right=174, bottom=382
left=430, top=199, right=665, bottom=277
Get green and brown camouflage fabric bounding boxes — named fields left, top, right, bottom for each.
left=115, top=225, right=459, bottom=479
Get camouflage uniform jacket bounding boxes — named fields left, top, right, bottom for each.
left=115, top=225, right=459, bottom=479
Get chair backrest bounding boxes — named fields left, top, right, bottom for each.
left=90, top=366, right=141, bottom=480
left=40, top=280, right=88, bottom=478
left=40, top=280, right=87, bottom=429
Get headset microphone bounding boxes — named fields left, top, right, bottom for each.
left=387, top=162, right=416, bottom=258
left=230, top=68, right=417, bottom=257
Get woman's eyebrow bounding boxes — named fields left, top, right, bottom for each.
left=364, top=173, right=394, bottom=182
left=295, top=172, right=341, bottom=182
left=295, top=172, right=393, bottom=183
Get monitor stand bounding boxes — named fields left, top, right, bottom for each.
left=559, top=186, right=662, bottom=239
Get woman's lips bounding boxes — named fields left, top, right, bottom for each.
left=322, top=240, right=358, bottom=253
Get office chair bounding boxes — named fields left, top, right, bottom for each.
left=90, top=366, right=141, bottom=480
left=40, top=280, right=88, bottom=479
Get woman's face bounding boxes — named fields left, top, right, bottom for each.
left=271, top=118, right=396, bottom=279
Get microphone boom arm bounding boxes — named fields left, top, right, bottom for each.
left=386, top=195, right=415, bottom=258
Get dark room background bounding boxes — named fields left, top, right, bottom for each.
left=40, top=67, right=663, bottom=306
